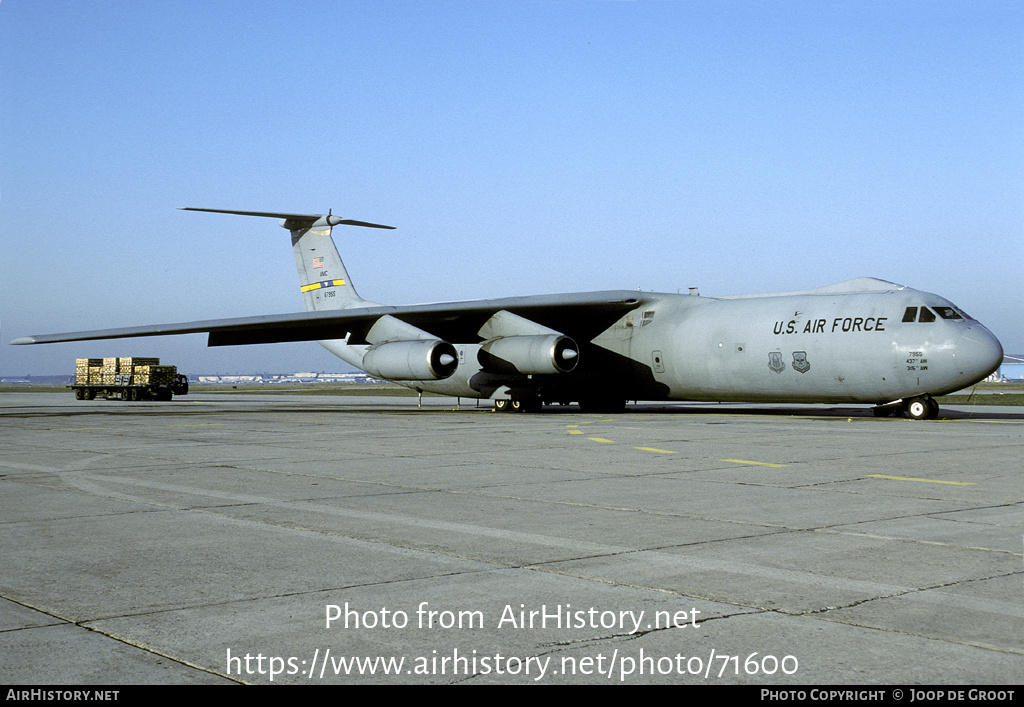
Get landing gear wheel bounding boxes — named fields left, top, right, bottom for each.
left=905, top=399, right=928, bottom=420
left=903, top=397, right=938, bottom=420
left=494, top=399, right=511, bottom=412
left=510, top=396, right=542, bottom=413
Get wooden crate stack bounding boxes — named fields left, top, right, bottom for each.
left=100, top=358, right=119, bottom=385
left=75, top=357, right=169, bottom=385
left=75, top=358, right=104, bottom=385
left=133, top=363, right=176, bottom=386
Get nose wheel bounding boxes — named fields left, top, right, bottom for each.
left=903, top=396, right=939, bottom=420
left=872, top=396, right=940, bottom=419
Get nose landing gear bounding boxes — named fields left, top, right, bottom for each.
left=903, top=396, right=940, bottom=420
left=873, top=396, right=939, bottom=420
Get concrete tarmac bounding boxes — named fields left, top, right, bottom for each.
left=1, top=391, right=1021, bottom=685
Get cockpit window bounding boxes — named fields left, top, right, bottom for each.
left=903, top=305, right=969, bottom=323
left=934, top=306, right=963, bottom=320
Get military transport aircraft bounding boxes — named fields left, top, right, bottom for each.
left=12, top=208, right=1003, bottom=419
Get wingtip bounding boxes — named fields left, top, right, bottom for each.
left=10, top=337, right=37, bottom=345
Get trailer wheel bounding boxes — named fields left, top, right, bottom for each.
left=75, top=389, right=85, bottom=400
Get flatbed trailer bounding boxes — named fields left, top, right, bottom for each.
left=70, top=374, right=189, bottom=401
left=71, top=358, right=189, bottom=401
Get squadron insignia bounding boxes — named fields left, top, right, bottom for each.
left=792, top=351, right=811, bottom=374
left=768, top=352, right=785, bottom=374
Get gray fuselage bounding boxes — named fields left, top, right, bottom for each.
left=320, top=278, right=1003, bottom=407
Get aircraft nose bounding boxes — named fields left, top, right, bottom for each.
left=954, top=324, right=1003, bottom=383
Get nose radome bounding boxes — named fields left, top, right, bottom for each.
left=955, top=325, right=1003, bottom=383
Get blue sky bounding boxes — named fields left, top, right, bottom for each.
left=2, top=1, right=1021, bottom=375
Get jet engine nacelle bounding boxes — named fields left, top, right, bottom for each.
left=362, top=340, right=459, bottom=381
left=478, top=334, right=579, bottom=375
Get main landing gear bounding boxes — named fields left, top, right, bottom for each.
left=872, top=395, right=940, bottom=420
left=493, top=396, right=542, bottom=413
left=493, top=393, right=627, bottom=414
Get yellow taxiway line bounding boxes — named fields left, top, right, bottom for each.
left=868, top=474, right=975, bottom=486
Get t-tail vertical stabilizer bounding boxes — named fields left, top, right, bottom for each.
left=177, top=207, right=394, bottom=312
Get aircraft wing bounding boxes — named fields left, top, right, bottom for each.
left=11, top=291, right=648, bottom=348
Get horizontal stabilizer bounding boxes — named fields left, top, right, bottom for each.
left=178, top=207, right=395, bottom=230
